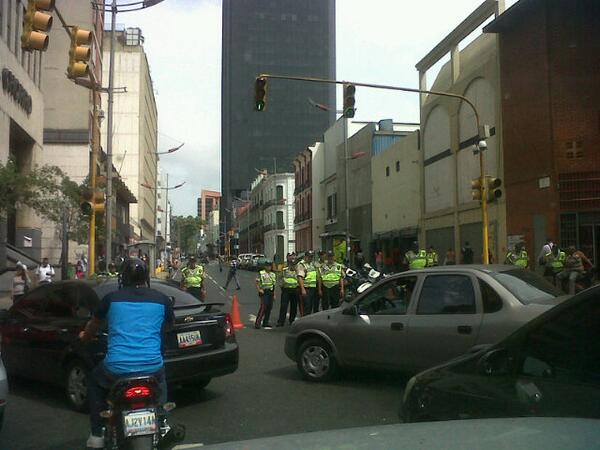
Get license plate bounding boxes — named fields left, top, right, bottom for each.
left=177, top=330, right=203, bottom=348
left=123, top=409, right=157, bottom=437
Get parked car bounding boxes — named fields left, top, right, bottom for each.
left=250, top=254, right=266, bottom=271
left=0, top=355, right=7, bottom=431
left=238, top=253, right=254, bottom=270
left=0, top=279, right=239, bottom=411
left=401, top=284, right=600, bottom=423
left=198, top=417, right=600, bottom=450
left=285, top=265, right=566, bottom=381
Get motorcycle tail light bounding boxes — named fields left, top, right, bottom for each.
left=224, top=313, right=235, bottom=338
left=124, top=385, right=152, bottom=399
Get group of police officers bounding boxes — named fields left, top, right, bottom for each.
left=254, top=250, right=345, bottom=329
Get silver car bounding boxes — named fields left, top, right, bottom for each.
left=285, top=265, right=565, bottom=381
left=0, top=354, right=7, bottom=430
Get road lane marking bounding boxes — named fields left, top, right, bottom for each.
left=174, top=444, right=204, bottom=449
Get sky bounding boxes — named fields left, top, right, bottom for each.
left=116, top=0, right=518, bottom=217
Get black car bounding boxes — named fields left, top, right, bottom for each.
left=401, top=285, right=600, bottom=422
left=0, top=279, right=239, bottom=411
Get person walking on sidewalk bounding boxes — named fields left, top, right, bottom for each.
left=223, top=257, right=241, bottom=290
left=35, top=257, right=55, bottom=284
left=296, top=250, right=319, bottom=315
left=12, top=263, right=30, bottom=304
left=277, top=254, right=299, bottom=327
left=255, top=260, right=277, bottom=329
left=319, top=251, right=345, bottom=310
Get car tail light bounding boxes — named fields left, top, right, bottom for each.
left=224, top=313, right=235, bottom=338
left=124, top=386, right=152, bottom=399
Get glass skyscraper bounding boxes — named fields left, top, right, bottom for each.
left=221, top=0, right=336, bottom=213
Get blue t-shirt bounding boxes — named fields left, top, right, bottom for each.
left=95, top=286, right=174, bottom=375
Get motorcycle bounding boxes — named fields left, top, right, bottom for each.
left=344, top=264, right=392, bottom=302
left=101, top=375, right=185, bottom=450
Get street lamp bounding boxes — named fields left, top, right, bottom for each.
left=91, top=0, right=167, bottom=265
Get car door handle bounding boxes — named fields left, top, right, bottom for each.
left=390, top=322, right=404, bottom=331
left=457, top=325, right=472, bottom=335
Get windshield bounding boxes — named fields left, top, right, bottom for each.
left=489, top=270, right=563, bottom=304
left=93, top=281, right=202, bottom=307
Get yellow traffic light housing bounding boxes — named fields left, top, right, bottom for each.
left=255, top=77, right=267, bottom=111
left=485, top=176, right=502, bottom=202
left=80, top=189, right=105, bottom=216
left=67, top=26, right=92, bottom=79
left=21, top=0, right=55, bottom=52
left=343, top=84, right=356, bottom=118
left=471, top=177, right=483, bottom=201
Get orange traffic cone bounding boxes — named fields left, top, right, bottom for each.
left=231, top=293, right=244, bottom=330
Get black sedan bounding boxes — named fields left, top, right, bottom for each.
left=0, top=279, right=239, bottom=411
left=401, top=285, right=600, bottom=422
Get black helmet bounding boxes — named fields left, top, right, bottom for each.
left=119, top=257, right=148, bottom=288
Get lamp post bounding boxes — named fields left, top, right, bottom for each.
left=91, top=0, right=167, bottom=266
left=263, top=74, right=491, bottom=263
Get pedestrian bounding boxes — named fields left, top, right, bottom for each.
left=537, top=237, right=553, bottom=268
left=544, top=244, right=565, bottom=285
left=75, top=262, right=86, bottom=279
left=461, top=242, right=474, bottom=264
left=277, top=254, right=299, bottom=327
left=403, top=242, right=427, bottom=270
left=223, top=257, right=241, bottom=290
left=107, top=263, right=118, bottom=278
left=318, top=250, right=345, bottom=310
left=426, top=245, right=438, bottom=267
left=35, top=257, right=55, bottom=284
left=12, top=263, right=30, bottom=304
left=505, top=242, right=529, bottom=268
left=444, top=248, right=456, bottom=265
left=557, top=246, right=586, bottom=295
left=375, top=250, right=384, bottom=272
left=218, top=255, right=223, bottom=272
left=255, top=260, right=277, bottom=329
left=296, top=250, right=319, bottom=315
left=180, top=256, right=205, bottom=301
left=355, top=247, right=365, bottom=267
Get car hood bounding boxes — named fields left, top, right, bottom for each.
left=198, top=418, right=600, bottom=450
left=291, top=307, right=342, bottom=330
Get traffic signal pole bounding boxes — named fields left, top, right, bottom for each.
left=257, top=73, right=490, bottom=264
left=105, top=0, right=117, bottom=267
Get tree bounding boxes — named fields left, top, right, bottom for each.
left=171, top=215, right=204, bottom=255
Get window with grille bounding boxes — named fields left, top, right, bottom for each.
left=565, top=140, right=584, bottom=159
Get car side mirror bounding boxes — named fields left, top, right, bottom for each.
left=478, top=348, right=511, bottom=376
left=342, top=304, right=359, bottom=316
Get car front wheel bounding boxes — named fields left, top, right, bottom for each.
left=297, top=338, right=338, bottom=382
left=65, top=359, right=89, bottom=412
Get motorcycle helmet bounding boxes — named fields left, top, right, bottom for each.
left=119, top=257, right=149, bottom=288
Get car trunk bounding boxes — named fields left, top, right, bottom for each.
left=164, top=306, right=226, bottom=356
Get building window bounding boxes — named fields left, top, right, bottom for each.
left=276, top=211, right=284, bottom=229
left=396, top=161, right=400, bottom=172
left=386, top=166, right=390, bottom=177
left=125, top=28, right=143, bottom=46
left=276, top=185, right=284, bottom=201
left=327, top=193, right=337, bottom=219
left=565, top=140, right=583, bottom=159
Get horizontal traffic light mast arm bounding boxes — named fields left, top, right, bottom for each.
left=257, top=73, right=481, bottom=130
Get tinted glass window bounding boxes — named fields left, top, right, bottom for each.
left=479, top=279, right=503, bottom=313
left=490, top=270, right=561, bottom=305
left=44, top=285, right=77, bottom=318
left=358, top=277, right=417, bottom=315
left=520, top=294, right=600, bottom=386
left=12, top=285, right=54, bottom=316
left=93, top=281, right=201, bottom=307
left=417, top=275, right=476, bottom=314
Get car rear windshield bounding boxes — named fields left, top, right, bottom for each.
left=489, top=270, right=563, bottom=305
left=93, top=281, right=202, bottom=307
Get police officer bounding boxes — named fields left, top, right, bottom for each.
left=255, top=260, right=277, bottom=329
left=426, top=246, right=439, bottom=267
left=505, top=242, right=529, bottom=269
left=544, top=244, right=565, bottom=283
left=107, top=263, right=119, bottom=278
left=180, top=256, right=205, bottom=300
left=277, top=254, right=299, bottom=327
left=319, top=250, right=345, bottom=310
left=404, top=242, right=428, bottom=270
left=296, top=250, right=319, bottom=315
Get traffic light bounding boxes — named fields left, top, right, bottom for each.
left=485, top=176, right=502, bottom=202
left=343, top=84, right=356, bottom=118
left=80, top=189, right=105, bottom=216
left=67, top=26, right=92, bottom=79
left=255, top=77, right=267, bottom=111
left=21, top=0, right=55, bottom=52
left=471, top=177, right=483, bottom=201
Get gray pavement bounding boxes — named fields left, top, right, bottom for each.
left=0, top=263, right=405, bottom=449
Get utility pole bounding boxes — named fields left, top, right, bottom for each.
left=343, top=116, right=351, bottom=266
left=105, top=0, right=117, bottom=266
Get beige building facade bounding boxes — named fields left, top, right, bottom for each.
left=102, top=27, right=158, bottom=243
left=417, top=0, right=507, bottom=263
left=0, top=0, right=46, bottom=264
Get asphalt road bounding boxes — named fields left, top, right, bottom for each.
left=0, top=263, right=405, bottom=450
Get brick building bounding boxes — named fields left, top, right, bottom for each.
left=485, top=0, right=600, bottom=264
left=294, top=147, right=313, bottom=253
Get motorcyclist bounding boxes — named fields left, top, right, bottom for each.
left=80, top=258, right=174, bottom=449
